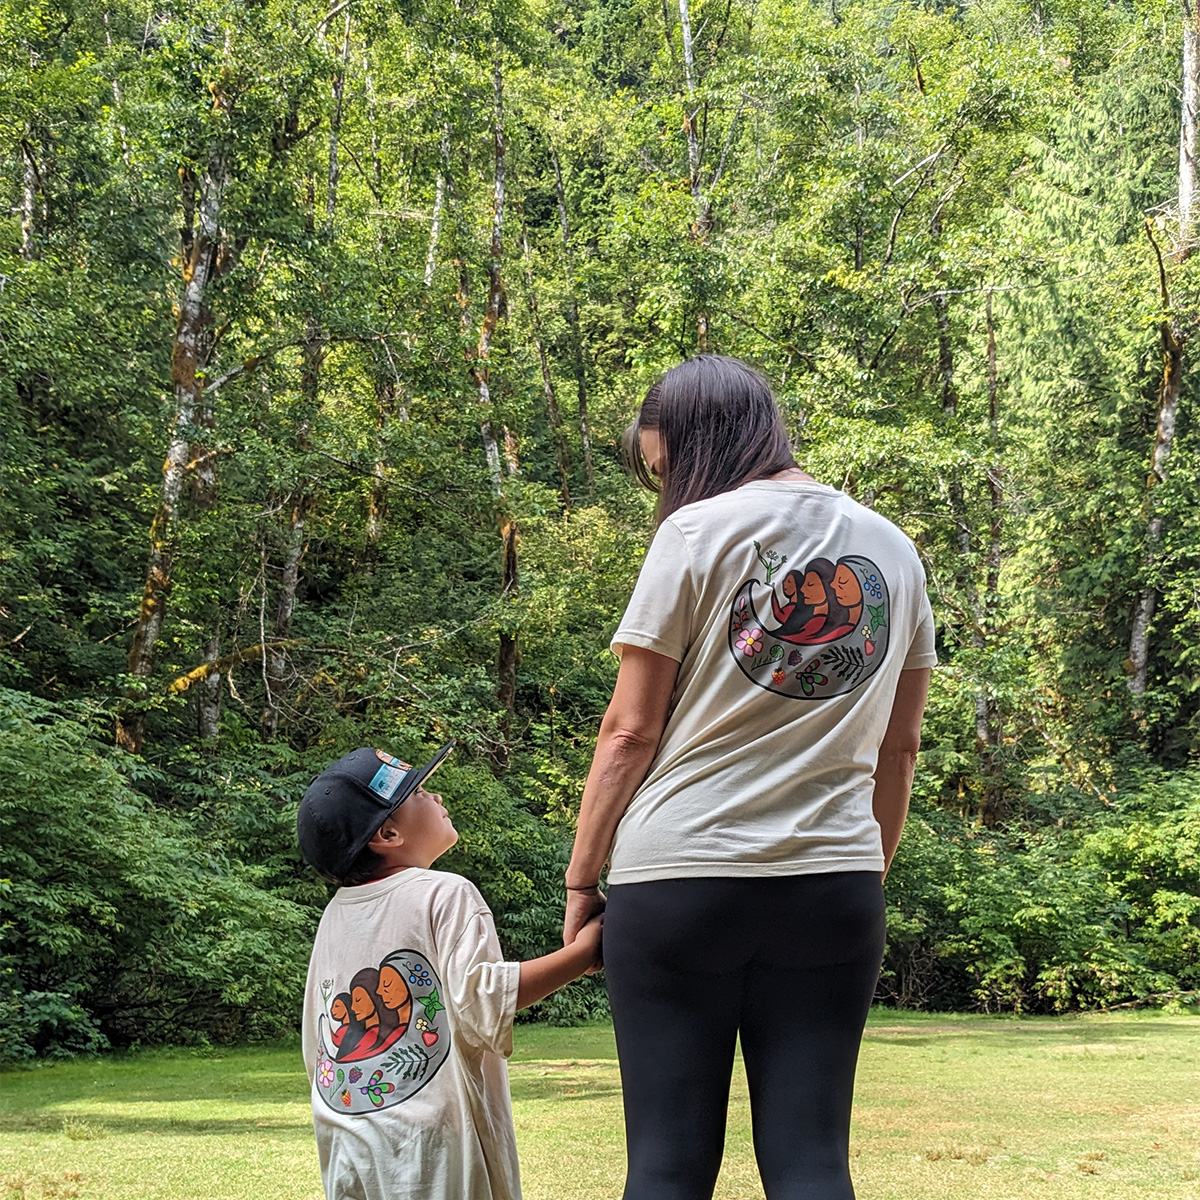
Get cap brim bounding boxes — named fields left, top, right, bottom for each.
left=384, top=739, right=457, bottom=818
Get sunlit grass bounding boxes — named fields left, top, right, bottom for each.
left=2, top=1012, right=1198, bottom=1199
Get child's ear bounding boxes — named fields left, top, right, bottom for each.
left=368, top=816, right=404, bottom=852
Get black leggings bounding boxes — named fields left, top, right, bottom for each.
left=603, top=872, right=885, bottom=1200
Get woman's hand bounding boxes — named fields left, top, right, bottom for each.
left=563, top=886, right=606, bottom=947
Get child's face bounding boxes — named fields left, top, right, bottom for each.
left=392, top=784, right=458, bottom=867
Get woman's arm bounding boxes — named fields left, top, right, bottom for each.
left=872, top=667, right=931, bottom=875
left=562, top=645, right=679, bottom=944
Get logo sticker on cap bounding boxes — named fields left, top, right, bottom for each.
left=368, top=751, right=412, bottom=801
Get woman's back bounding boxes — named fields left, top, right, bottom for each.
left=609, top=478, right=935, bottom=885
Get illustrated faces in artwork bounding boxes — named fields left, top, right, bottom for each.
left=349, top=968, right=382, bottom=1028
left=377, top=964, right=413, bottom=1023
left=800, top=569, right=828, bottom=609
left=330, top=994, right=351, bottom=1026
left=832, top=562, right=864, bottom=618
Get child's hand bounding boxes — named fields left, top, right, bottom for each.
left=575, top=913, right=605, bottom=975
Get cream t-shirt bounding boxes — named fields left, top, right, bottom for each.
left=301, top=869, right=522, bottom=1200
left=608, top=479, right=936, bottom=885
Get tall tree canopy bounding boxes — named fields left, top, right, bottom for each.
left=2, top=0, right=1199, bottom=1055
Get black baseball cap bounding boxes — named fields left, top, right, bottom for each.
left=297, top=740, right=456, bottom=881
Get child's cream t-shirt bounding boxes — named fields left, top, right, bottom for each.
left=608, top=479, right=936, bottom=885
left=301, top=869, right=521, bottom=1200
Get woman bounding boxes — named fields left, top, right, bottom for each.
left=563, top=356, right=934, bottom=1200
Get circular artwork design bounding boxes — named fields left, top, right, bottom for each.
left=728, top=553, right=890, bottom=699
left=314, top=947, right=451, bottom=1115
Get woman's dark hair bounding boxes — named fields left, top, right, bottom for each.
left=624, top=355, right=797, bottom=523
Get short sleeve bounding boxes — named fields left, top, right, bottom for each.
left=903, top=593, right=937, bottom=670
left=611, top=519, right=696, bottom=662
left=443, top=910, right=519, bottom=1057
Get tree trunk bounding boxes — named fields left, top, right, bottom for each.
left=261, top=486, right=312, bottom=739
left=425, top=125, right=451, bottom=288
left=465, top=58, right=518, bottom=767
left=1128, top=225, right=1184, bottom=700
left=552, top=147, right=594, bottom=495
left=19, top=140, right=42, bottom=261
left=521, top=219, right=571, bottom=507
left=1180, top=3, right=1199, bottom=258
left=326, top=12, right=351, bottom=229
left=678, top=0, right=702, bottom=209
left=198, top=634, right=221, bottom=744
left=978, top=290, right=1004, bottom=827
left=119, top=152, right=227, bottom=753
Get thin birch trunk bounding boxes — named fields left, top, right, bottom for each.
left=425, top=125, right=450, bottom=288
left=978, top=290, right=1004, bottom=827
left=678, top=0, right=711, bottom=346
left=119, top=152, right=227, bottom=753
left=19, top=142, right=39, bottom=261
left=1180, top=2, right=1199, bottom=257
left=552, top=147, right=594, bottom=494
left=471, top=61, right=506, bottom=493
left=198, top=634, right=221, bottom=744
left=678, top=0, right=702, bottom=207
left=1128, top=225, right=1184, bottom=700
left=465, top=58, right=518, bottom=764
left=326, top=12, right=351, bottom=229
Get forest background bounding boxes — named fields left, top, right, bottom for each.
left=3, top=0, right=1200, bottom=1061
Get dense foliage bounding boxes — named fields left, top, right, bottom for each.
left=2, top=0, right=1199, bottom=1058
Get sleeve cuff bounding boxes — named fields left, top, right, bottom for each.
left=610, top=629, right=685, bottom=662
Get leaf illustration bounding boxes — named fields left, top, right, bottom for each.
left=867, top=603, right=887, bottom=634
left=420, top=989, right=446, bottom=1019
left=384, top=1045, right=430, bottom=1081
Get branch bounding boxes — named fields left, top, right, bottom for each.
left=1144, top=218, right=1171, bottom=310
left=167, top=641, right=304, bottom=695
left=309, top=0, right=364, bottom=40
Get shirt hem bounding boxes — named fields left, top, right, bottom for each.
left=606, top=855, right=886, bottom=885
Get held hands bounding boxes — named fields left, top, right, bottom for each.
left=573, top=912, right=605, bottom=976
left=563, top=885, right=606, bottom=949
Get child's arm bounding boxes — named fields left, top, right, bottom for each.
left=516, top=915, right=603, bottom=1010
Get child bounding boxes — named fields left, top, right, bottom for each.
left=298, top=740, right=603, bottom=1200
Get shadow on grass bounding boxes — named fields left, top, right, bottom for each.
left=0, top=1112, right=313, bottom=1138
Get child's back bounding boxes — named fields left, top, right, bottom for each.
left=302, top=868, right=520, bottom=1200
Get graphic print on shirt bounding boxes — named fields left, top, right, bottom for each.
left=729, top=546, right=890, bottom=699
left=314, top=948, right=451, bottom=1115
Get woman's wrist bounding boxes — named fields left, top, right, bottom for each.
left=564, top=875, right=601, bottom=891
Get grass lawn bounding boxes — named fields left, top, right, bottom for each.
left=2, top=1011, right=1198, bottom=1199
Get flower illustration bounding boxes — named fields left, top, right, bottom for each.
left=860, top=624, right=871, bottom=638
left=735, top=627, right=764, bottom=656
left=318, top=1059, right=335, bottom=1089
